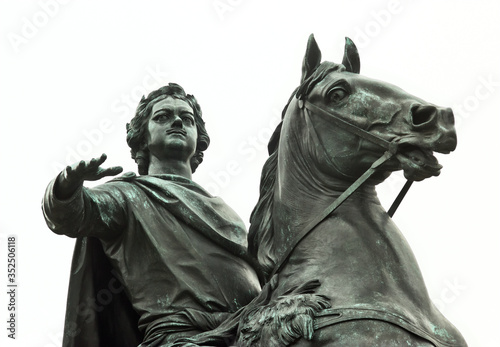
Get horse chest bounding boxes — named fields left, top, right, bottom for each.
left=276, top=200, right=429, bottom=308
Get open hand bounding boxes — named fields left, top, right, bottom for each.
left=55, top=153, right=123, bottom=200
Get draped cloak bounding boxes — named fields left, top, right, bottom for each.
left=42, top=173, right=261, bottom=347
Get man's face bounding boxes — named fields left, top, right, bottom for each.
left=146, top=96, right=198, bottom=162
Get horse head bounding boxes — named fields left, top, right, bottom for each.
left=273, top=34, right=457, bottom=184
left=250, top=34, right=458, bottom=280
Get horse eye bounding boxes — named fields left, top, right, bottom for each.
left=328, top=88, right=348, bottom=103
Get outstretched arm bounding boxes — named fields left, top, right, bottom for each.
left=55, top=153, right=123, bottom=200
left=43, top=154, right=126, bottom=238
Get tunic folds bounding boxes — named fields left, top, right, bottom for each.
left=42, top=173, right=261, bottom=346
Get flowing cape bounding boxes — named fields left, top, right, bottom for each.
left=62, top=236, right=142, bottom=347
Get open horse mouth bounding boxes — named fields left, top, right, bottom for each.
left=396, top=145, right=443, bottom=181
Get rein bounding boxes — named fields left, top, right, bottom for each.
left=269, top=100, right=413, bottom=278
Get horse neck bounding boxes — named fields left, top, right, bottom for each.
left=275, top=147, right=379, bottom=218
left=273, top=107, right=380, bottom=231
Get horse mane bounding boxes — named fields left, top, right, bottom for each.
left=248, top=62, right=343, bottom=281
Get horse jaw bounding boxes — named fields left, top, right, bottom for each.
left=395, top=147, right=443, bottom=181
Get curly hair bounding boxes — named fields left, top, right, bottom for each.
left=126, top=83, right=210, bottom=175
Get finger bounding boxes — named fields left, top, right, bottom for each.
left=97, top=153, right=107, bottom=165
left=64, top=163, right=83, bottom=185
left=63, top=165, right=74, bottom=181
left=71, top=160, right=86, bottom=175
left=97, top=166, right=123, bottom=179
left=89, top=153, right=107, bottom=168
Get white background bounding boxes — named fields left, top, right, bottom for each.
left=1, top=1, right=499, bottom=346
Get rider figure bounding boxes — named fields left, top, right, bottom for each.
left=42, top=83, right=261, bottom=346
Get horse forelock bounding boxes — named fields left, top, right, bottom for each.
left=268, top=62, right=344, bottom=155
left=296, top=62, right=345, bottom=101
left=249, top=61, right=344, bottom=281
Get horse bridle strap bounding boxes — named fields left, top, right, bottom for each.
left=302, top=100, right=413, bottom=217
left=302, top=100, right=399, bottom=154
left=269, top=100, right=413, bottom=278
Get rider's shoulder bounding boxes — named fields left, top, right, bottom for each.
left=106, top=172, right=137, bottom=184
left=119, top=172, right=137, bottom=180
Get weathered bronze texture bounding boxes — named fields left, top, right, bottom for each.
left=42, top=36, right=467, bottom=346
left=241, top=35, right=466, bottom=346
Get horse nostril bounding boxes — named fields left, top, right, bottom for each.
left=443, top=108, right=455, bottom=126
left=411, top=105, right=436, bottom=127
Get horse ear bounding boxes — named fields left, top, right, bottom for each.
left=342, top=37, right=360, bottom=74
left=301, top=34, right=322, bottom=83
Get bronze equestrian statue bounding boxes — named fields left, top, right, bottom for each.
left=42, top=36, right=467, bottom=346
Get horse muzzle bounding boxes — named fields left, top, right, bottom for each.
left=394, top=106, right=457, bottom=181
left=410, top=105, right=457, bottom=153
